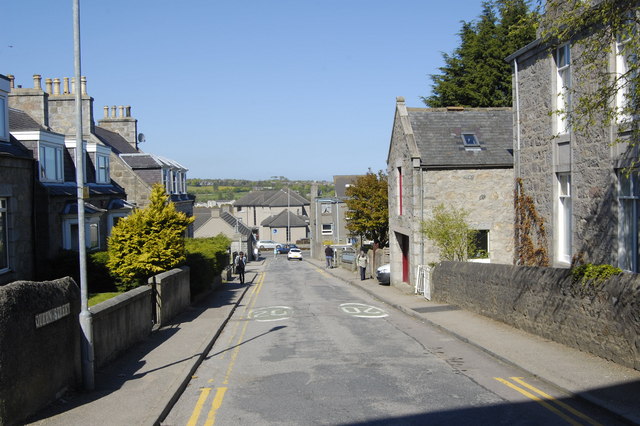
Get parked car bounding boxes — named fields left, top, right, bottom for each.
left=277, top=244, right=298, bottom=254
left=257, top=240, right=280, bottom=249
left=287, top=248, right=303, bottom=261
left=376, top=264, right=390, bottom=285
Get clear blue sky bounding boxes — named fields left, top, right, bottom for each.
left=3, top=0, right=486, bottom=181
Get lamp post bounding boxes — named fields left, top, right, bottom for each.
left=73, top=0, right=94, bottom=390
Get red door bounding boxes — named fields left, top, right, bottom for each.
left=401, top=234, right=410, bottom=283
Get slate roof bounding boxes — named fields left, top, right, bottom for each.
left=95, top=126, right=137, bottom=154
left=193, top=207, right=252, bottom=236
left=8, top=108, right=47, bottom=132
left=406, top=107, right=513, bottom=169
left=333, top=175, right=360, bottom=198
left=120, top=153, right=187, bottom=170
left=261, top=209, right=309, bottom=227
left=235, top=189, right=309, bottom=208
left=1, top=134, right=32, bottom=159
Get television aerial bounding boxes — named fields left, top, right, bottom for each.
left=137, top=133, right=146, bottom=144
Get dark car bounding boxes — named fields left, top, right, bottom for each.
left=376, top=264, right=390, bottom=285
left=277, top=244, right=298, bottom=254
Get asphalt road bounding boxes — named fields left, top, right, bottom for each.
left=162, top=257, right=623, bottom=425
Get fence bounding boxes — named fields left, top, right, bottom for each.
left=414, top=265, right=431, bottom=300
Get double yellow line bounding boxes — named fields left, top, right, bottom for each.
left=187, top=272, right=266, bottom=426
left=495, top=377, right=601, bottom=426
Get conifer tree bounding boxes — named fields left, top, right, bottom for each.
left=107, top=184, right=194, bottom=290
left=423, top=0, right=538, bottom=107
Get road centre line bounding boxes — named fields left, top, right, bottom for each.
left=495, top=377, right=599, bottom=426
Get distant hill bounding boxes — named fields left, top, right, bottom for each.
left=187, top=178, right=334, bottom=203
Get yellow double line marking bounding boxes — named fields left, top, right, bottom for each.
left=495, top=377, right=601, bottom=426
left=187, top=272, right=266, bottom=426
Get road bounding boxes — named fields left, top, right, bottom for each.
left=162, top=256, right=622, bottom=425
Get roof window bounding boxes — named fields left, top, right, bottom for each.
left=461, top=133, right=479, bottom=146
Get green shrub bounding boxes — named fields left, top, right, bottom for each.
left=571, top=263, right=623, bottom=286
left=44, top=250, right=117, bottom=293
left=185, top=234, right=231, bottom=296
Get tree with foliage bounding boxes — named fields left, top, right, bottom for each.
left=539, top=0, right=640, bottom=143
left=423, top=0, right=538, bottom=107
left=421, top=204, right=477, bottom=261
left=344, top=171, right=389, bottom=248
left=107, top=184, right=194, bottom=290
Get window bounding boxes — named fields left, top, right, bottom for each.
left=397, top=167, right=403, bottom=215
left=462, top=133, right=479, bottom=146
left=557, top=173, right=572, bottom=263
left=555, top=44, right=571, bottom=134
left=0, top=198, right=8, bottom=271
left=618, top=171, right=640, bottom=271
left=321, top=203, right=332, bottom=214
left=322, top=223, right=333, bottom=235
left=163, top=168, right=171, bottom=193
left=469, top=230, right=489, bottom=259
left=96, top=154, right=110, bottom=184
left=616, top=31, right=636, bottom=124
left=64, top=218, right=100, bottom=251
left=39, top=143, right=64, bottom=182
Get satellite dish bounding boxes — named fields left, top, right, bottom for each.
left=137, top=133, right=146, bottom=143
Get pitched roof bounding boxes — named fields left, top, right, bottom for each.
left=8, top=108, right=47, bottom=132
left=193, top=207, right=252, bottom=236
left=1, top=135, right=32, bottom=159
left=120, top=153, right=187, bottom=170
left=95, top=126, right=138, bottom=154
left=261, top=209, right=309, bottom=227
left=333, top=175, right=360, bottom=198
left=235, top=189, right=309, bottom=207
left=405, top=107, right=513, bottom=169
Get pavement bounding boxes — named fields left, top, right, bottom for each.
left=26, top=256, right=640, bottom=426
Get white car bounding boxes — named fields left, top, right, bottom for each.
left=257, top=240, right=280, bottom=249
left=287, top=248, right=303, bottom=261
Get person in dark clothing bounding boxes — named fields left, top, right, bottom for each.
left=236, top=251, right=246, bottom=283
left=325, top=246, right=334, bottom=268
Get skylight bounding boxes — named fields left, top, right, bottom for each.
left=462, top=133, right=479, bottom=146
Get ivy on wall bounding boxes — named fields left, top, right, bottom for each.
left=514, top=178, right=549, bottom=266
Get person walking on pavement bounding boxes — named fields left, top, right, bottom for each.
left=236, top=251, right=246, bottom=284
left=357, top=250, right=368, bottom=280
left=325, top=245, right=334, bottom=268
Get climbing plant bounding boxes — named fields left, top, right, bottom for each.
left=514, top=178, right=549, bottom=266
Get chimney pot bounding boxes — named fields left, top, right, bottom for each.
left=126, top=106, right=131, bottom=117
left=53, top=78, right=61, bottom=95
left=7, top=75, right=14, bottom=89
left=118, top=105, right=124, bottom=118
left=64, top=77, right=70, bottom=94
left=45, top=78, right=52, bottom=93
left=111, top=106, right=117, bottom=118
left=103, top=106, right=109, bottom=118
left=81, top=76, right=87, bottom=95
left=33, top=74, right=42, bottom=90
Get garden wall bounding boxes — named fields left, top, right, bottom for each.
left=432, top=262, right=640, bottom=370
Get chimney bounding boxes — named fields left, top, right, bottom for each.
left=45, top=78, right=52, bottom=93
left=97, top=104, right=139, bottom=151
left=7, top=74, right=14, bottom=89
left=33, top=74, right=42, bottom=90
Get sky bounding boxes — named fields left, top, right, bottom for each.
left=3, top=0, right=486, bottom=181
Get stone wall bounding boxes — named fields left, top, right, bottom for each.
left=432, top=262, right=640, bottom=369
left=0, top=155, right=35, bottom=285
left=152, top=267, right=191, bottom=327
left=0, top=278, right=81, bottom=425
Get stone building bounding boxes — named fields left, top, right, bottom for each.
left=505, top=11, right=636, bottom=270
left=387, top=97, right=514, bottom=289
left=7, top=74, right=130, bottom=269
left=0, top=75, right=36, bottom=285
left=234, top=189, right=309, bottom=243
left=193, top=206, right=255, bottom=258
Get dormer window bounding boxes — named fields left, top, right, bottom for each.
left=461, top=133, right=479, bottom=146
left=39, top=142, right=64, bottom=182
left=87, top=143, right=111, bottom=184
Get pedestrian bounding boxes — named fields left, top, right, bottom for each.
left=236, top=251, right=246, bottom=284
left=254, top=247, right=259, bottom=261
left=357, top=250, right=368, bottom=280
left=273, top=247, right=277, bottom=258
left=325, top=245, right=334, bottom=268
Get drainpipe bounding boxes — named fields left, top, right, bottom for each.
left=514, top=57, right=521, bottom=180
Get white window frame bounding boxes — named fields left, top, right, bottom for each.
left=63, top=216, right=101, bottom=251
left=617, top=171, right=639, bottom=272
left=321, top=203, right=332, bottom=214
left=39, top=142, right=64, bottom=183
left=0, top=198, right=8, bottom=272
left=87, top=143, right=112, bottom=184
left=615, top=32, right=636, bottom=124
left=555, top=44, right=572, bottom=135
left=322, top=223, right=334, bottom=235
left=557, top=173, right=572, bottom=264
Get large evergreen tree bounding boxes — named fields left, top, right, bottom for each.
left=423, top=0, right=538, bottom=107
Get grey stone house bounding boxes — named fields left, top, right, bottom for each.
left=234, top=189, right=309, bottom=244
left=0, top=75, right=36, bottom=285
left=387, top=97, right=514, bottom=288
left=194, top=206, right=255, bottom=258
left=505, top=12, right=637, bottom=270
left=7, top=75, right=130, bottom=271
